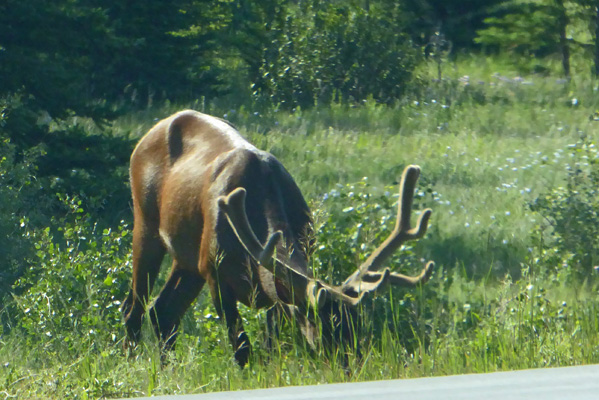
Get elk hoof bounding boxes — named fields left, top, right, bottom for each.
left=234, top=332, right=251, bottom=368
left=124, top=319, right=142, bottom=345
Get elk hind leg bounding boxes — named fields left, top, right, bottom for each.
left=149, top=265, right=205, bottom=353
left=123, top=225, right=166, bottom=345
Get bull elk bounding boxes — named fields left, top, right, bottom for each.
left=122, top=110, right=434, bottom=367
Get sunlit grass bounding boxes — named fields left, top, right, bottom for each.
left=3, top=268, right=598, bottom=399
left=3, top=56, right=599, bottom=399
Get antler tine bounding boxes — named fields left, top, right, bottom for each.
left=359, top=165, right=432, bottom=273
left=217, top=188, right=282, bottom=268
left=340, top=165, right=433, bottom=294
left=388, top=261, right=435, bottom=287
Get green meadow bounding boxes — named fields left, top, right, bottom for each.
left=2, top=57, right=599, bottom=399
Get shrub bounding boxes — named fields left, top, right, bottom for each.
left=11, top=197, right=132, bottom=346
left=530, top=138, right=599, bottom=279
left=311, top=177, right=437, bottom=352
left=253, top=2, right=419, bottom=109
left=312, top=177, right=433, bottom=281
left=0, top=107, right=48, bottom=317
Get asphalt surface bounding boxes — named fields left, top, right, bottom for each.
left=120, top=364, right=599, bottom=400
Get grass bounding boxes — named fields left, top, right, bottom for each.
left=3, top=269, right=598, bottom=399
left=2, top=55, right=599, bottom=399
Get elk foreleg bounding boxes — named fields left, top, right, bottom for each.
left=265, top=305, right=281, bottom=351
left=210, top=280, right=251, bottom=367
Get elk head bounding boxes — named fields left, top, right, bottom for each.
left=218, top=165, right=434, bottom=352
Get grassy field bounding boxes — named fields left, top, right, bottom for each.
left=2, top=56, right=599, bottom=399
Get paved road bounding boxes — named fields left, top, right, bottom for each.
left=121, top=364, right=599, bottom=400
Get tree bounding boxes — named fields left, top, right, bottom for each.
left=98, top=0, right=234, bottom=105
left=594, top=4, right=599, bottom=76
left=572, top=0, right=599, bottom=77
left=0, top=0, right=239, bottom=213
left=476, top=0, right=599, bottom=77
left=401, top=0, right=504, bottom=50
left=0, top=0, right=113, bottom=121
left=0, top=0, right=234, bottom=117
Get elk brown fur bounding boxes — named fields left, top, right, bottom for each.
left=122, top=110, right=434, bottom=367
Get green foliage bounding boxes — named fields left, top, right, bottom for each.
left=310, top=177, right=435, bottom=354
left=401, top=0, right=504, bottom=50
left=250, top=1, right=420, bottom=108
left=475, top=0, right=597, bottom=75
left=0, top=0, right=231, bottom=218
left=101, top=0, right=234, bottom=106
left=4, top=53, right=599, bottom=397
left=11, top=197, right=132, bottom=346
left=4, top=0, right=599, bottom=396
left=431, top=266, right=599, bottom=372
left=476, top=1, right=562, bottom=56
left=0, top=0, right=232, bottom=116
left=0, top=107, right=51, bottom=319
left=0, top=142, right=38, bottom=302
left=1, top=94, right=134, bottom=224
left=531, top=138, right=599, bottom=278
left=312, top=177, right=429, bottom=283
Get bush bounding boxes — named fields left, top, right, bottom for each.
left=311, top=177, right=437, bottom=352
left=11, top=197, right=132, bottom=345
left=530, top=138, right=599, bottom=279
left=0, top=95, right=132, bottom=316
left=253, top=2, right=419, bottom=109
left=0, top=109, right=48, bottom=313
left=312, top=177, right=432, bottom=282
left=1, top=93, right=134, bottom=225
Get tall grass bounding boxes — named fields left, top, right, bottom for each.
left=2, top=56, right=599, bottom=399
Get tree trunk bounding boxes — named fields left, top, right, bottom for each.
left=595, top=6, right=599, bottom=77
left=556, top=0, right=571, bottom=77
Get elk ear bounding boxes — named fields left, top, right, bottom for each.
left=305, top=281, right=327, bottom=310
left=316, top=287, right=330, bottom=309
